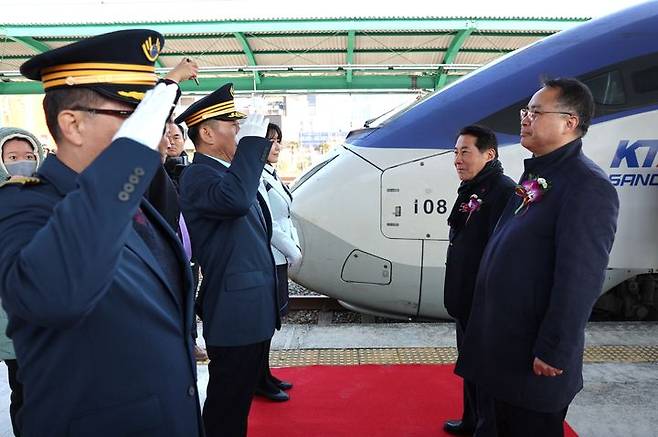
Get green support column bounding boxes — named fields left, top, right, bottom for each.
left=346, top=30, right=356, bottom=83
left=233, top=32, right=261, bottom=86
left=435, top=27, right=473, bottom=90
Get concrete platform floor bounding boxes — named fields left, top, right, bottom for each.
left=0, top=322, right=656, bottom=436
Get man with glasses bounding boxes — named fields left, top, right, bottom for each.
left=176, top=84, right=278, bottom=437
left=455, top=78, right=619, bottom=437
left=0, top=30, right=202, bottom=436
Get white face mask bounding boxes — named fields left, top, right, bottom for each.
left=5, top=160, right=37, bottom=177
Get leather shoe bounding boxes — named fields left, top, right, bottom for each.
left=443, top=419, right=474, bottom=435
left=255, top=387, right=289, bottom=402
left=274, top=379, right=293, bottom=391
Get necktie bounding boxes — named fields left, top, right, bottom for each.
left=133, top=207, right=183, bottom=302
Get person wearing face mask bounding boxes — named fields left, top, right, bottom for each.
left=255, top=123, right=301, bottom=402
left=0, top=127, right=46, bottom=181
left=0, top=127, right=45, bottom=436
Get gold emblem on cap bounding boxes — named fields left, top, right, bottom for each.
left=141, top=37, right=161, bottom=63
left=65, top=76, right=76, bottom=86
left=118, top=91, right=146, bottom=100
left=229, top=86, right=235, bottom=97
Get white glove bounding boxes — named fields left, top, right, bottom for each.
left=235, top=114, right=270, bottom=144
left=113, top=82, right=179, bottom=151
left=288, top=247, right=302, bottom=273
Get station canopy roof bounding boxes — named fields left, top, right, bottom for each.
left=0, top=1, right=596, bottom=94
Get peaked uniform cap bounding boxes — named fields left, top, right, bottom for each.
left=20, top=29, right=164, bottom=105
left=174, top=83, right=246, bottom=127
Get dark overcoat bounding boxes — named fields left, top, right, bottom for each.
left=444, top=161, right=516, bottom=324
left=456, top=139, right=619, bottom=413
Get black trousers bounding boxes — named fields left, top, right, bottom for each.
left=4, top=359, right=22, bottom=437
left=455, top=320, right=477, bottom=428
left=256, top=339, right=278, bottom=393
left=493, top=400, right=568, bottom=437
left=203, top=341, right=268, bottom=437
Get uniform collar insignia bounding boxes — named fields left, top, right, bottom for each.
left=0, top=176, right=41, bottom=189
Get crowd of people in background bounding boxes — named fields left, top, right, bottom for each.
left=0, top=27, right=618, bottom=437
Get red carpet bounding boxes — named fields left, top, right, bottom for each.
left=248, top=364, right=577, bottom=437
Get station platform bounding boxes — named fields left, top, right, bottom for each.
left=0, top=322, right=656, bottom=436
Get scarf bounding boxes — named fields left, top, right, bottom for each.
left=447, top=159, right=504, bottom=231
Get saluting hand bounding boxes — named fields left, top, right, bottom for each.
left=236, top=114, right=270, bottom=144
left=113, top=82, right=180, bottom=151
left=533, top=357, right=563, bottom=377
left=166, top=58, right=199, bottom=84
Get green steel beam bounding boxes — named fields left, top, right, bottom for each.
left=233, top=32, right=260, bottom=85
left=0, top=18, right=586, bottom=38
left=25, top=30, right=556, bottom=42
left=0, top=74, right=461, bottom=94
left=9, top=36, right=50, bottom=53
left=346, top=30, right=355, bottom=83
left=0, top=47, right=514, bottom=61
left=436, top=28, right=473, bottom=90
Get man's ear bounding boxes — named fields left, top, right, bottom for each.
left=487, top=147, right=496, bottom=161
left=57, top=110, right=85, bottom=147
left=566, top=115, right=580, bottom=133
left=199, top=122, right=214, bottom=145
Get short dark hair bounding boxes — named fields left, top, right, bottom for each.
left=541, top=77, right=595, bottom=136
left=43, top=88, right=108, bottom=142
left=267, top=123, right=282, bottom=142
left=457, top=124, right=498, bottom=158
left=187, top=125, right=200, bottom=146
left=172, top=123, right=186, bottom=140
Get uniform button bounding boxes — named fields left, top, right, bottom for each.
left=187, top=385, right=196, bottom=397
left=123, top=183, right=135, bottom=193
left=134, top=167, right=145, bottom=176
left=118, top=191, right=130, bottom=201
left=129, top=174, right=140, bottom=184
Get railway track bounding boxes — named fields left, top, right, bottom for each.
left=288, top=295, right=342, bottom=311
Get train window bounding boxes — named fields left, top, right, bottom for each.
left=632, top=66, right=658, bottom=94
left=584, top=71, right=625, bottom=105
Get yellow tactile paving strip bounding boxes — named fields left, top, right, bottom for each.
left=266, top=346, right=658, bottom=367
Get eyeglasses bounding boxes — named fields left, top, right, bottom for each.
left=520, top=108, right=574, bottom=121
left=71, top=106, right=135, bottom=119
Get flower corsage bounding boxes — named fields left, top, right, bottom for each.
left=459, top=194, right=483, bottom=223
left=514, top=175, right=550, bottom=215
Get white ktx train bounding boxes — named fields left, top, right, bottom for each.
left=290, top=1, right=658, bottom=320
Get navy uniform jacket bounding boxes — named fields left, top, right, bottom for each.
left=456, top=139, right=619, bottom=413
left=0, top=139, right=201, bottom=437
left=179, top=137, right=279, bottom=347
left=444, top=161, right=516, bottom=324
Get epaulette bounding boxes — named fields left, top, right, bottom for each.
left=0, top=176, right=42, bottom=189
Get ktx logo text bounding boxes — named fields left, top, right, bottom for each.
left=609, top=140, right=658, bottom=187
